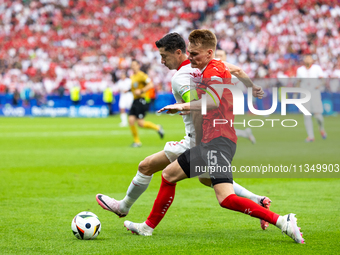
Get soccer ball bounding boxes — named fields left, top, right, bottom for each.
left=71, top=211, right=101, bottom=240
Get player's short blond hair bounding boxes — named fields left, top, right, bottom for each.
left=188, top=29, right=217, bottom=50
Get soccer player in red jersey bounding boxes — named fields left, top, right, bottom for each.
left=123, top=30, right=304, bottom=244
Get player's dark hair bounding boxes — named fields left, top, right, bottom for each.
left=131, top=59, right=140, bottom=65
left=155, top=33, right=186, bottom=54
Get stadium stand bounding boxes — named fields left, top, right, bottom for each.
left=0, top=0, right=339, bottom=104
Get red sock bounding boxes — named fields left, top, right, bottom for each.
left=221, top=194, right=280, bottom=225
left=145, top=175, right=176, bottom=229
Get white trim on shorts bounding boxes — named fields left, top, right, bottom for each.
left=164, top=135, right=192, bottom=162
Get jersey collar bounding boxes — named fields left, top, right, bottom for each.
left=200, top=59, right=213, bottom=73
left=200, top=63, right=209, bottom=73
left=177, top=59, right=191, bottom=71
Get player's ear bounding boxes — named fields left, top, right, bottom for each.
left=175, top=49, right=182, bottom=56
left=207, top=49, right=214, bottom=57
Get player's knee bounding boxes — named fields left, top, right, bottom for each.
left=162, top=171, right=173, bottom=182
left=162, top=167, right=180, bottom=183
left=137, top=122, right=144, bottom=127
left=128, top=117, right=134, bottom=126
left=138, top=157, right=153, bottom=176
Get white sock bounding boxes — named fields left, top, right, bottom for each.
left=233, top=181, right=260, bottom=203
left=235, top=129, right=248, bottom=138
left=314, top=113, right=324, bottom=131
left=275, top=215, right=285, bottom=229
left=120, top=171, right=153, bottom=212
left=142, top=222, right=154, bottom=231
left=120, top=112, right=127, bottom=124
left=304, top=115, right=314, bottom=138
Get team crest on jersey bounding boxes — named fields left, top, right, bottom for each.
left=190, top=69, right=202, bottom=84
left=133, top=82, right=138, bottom=88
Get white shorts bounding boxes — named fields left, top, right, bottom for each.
left=164, top=135, right=193, bottom=163
left=119, top=92, right=134, bottom=110
left=165, top=135, right=211, bottom=180
left=302, top=91, right=323, bottom=114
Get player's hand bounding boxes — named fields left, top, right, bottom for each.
left=134, top=89, right=142, bottom=96
left=252, top=85, right=264, bottom=99
left=158, top=104, right=184, bottom=114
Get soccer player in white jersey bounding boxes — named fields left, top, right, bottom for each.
left=296, top=54, right=327, bottom=142
left=215, top=49, right=256, bottom=144
left=96, top=33, right=271, bottom=230
left=116, top=71, right=133, bottom=127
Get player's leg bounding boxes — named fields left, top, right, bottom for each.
left=119, top=96, right=129, bottom=127
left=137, top=118, right=157, bottom=130
left=119, top=95, right=127, bottom=126
left=134, top=99, right=164, bottom=138
left=124, top=146, right=200, bottom=235
left=122, top=92, right=133, bottom=127
left=209, top=142, right=304, bottom=243
left=235, top=128, right=256, bottom=144
left=96, top=138, right=188, bottom=217
left=214, top=182, right=274, bottom=218
left=312, top=92, right=327, bottom=139
left=304, top=115, right=314, bottom=142
left=119, top=109, right=128, bottom=127
left=198, top=176, right=269, bottom=204
left=303, top=99, right=314, bottom=142
left=119, top=151, right=171, bottom=212
left=314, top=113, right=327, bottom=139
left=129, top=114, right=141, bottom=146
left=137, top=118, right=164, bottom=139
left=96, top=150, right=171, bottom=217
left=124, top=159, right=188, bottom=236
left=120, top=137, right=192, bottom=214
left=198, top=175, right=271, bottom=229
left=215, top=182, right=304, bottom=243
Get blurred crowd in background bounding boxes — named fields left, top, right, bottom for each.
left=1, top=0, right=340, bottom=106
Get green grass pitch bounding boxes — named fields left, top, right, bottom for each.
left=0, top=113, right=339, bottom=254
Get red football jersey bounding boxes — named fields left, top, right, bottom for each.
left=198, top=59, right=237, bottom=144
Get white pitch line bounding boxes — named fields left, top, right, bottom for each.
left=0, top=129, right=185, bottom=138
left=0, top=130, right=130, bottom=137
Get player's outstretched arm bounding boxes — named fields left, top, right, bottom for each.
left=158, top=102, right=189, bottom=114
left=223, top=61, right=264, bottom=99
left=251, top=84, right=264, bottom=99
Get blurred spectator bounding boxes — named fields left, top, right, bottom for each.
left=103, top=85, right=114, bottom=115
left=116, top=71, right=133, bottom=127
left=12, top=88, right=20, bottom=106
left=20, top=83, right=33, bottom=106
left=55, top=78, right=66, bottom=97
left=70, top=85, right=81, bottom=105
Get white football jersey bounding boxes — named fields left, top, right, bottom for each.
left=171, top=60, right=199, bottom=140
left=296, top=64, right=325, bottom=90
left=116, top=78, right=132, bottom=94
